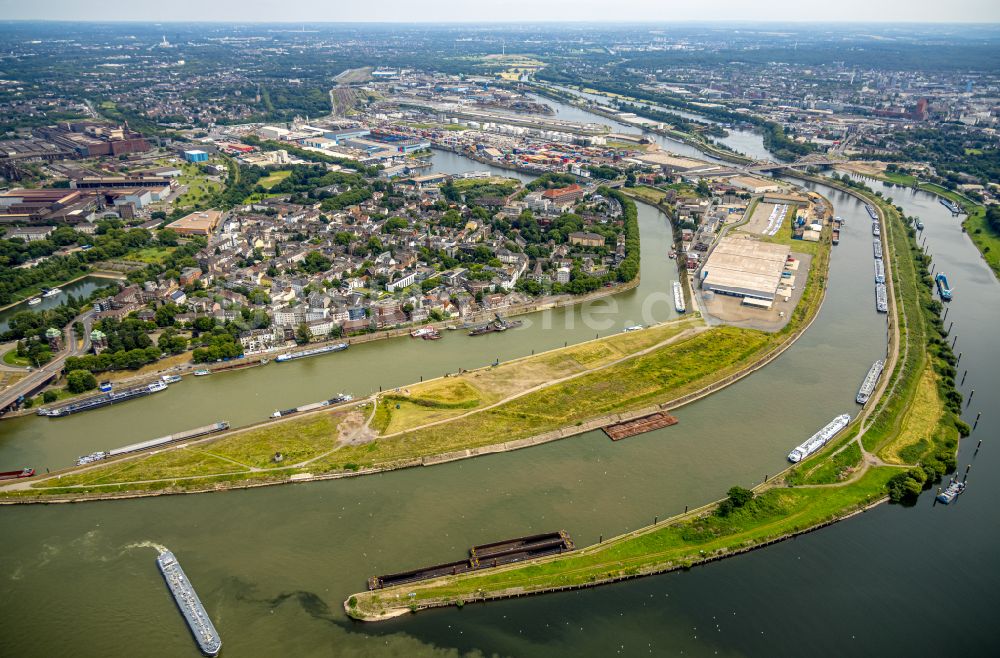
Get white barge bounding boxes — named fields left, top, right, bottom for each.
left=787, top=414, right=852, bottom=463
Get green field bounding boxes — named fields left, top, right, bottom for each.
left=125, top=246, right=176, bottom=264
left=258, top=170, right=292, bottom=190
left=2, top=349, right=30, bottom=367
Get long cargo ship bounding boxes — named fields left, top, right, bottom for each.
left=75, top=422, right=230, bottom=465
left=856, top=360, right=885, bottom=405
left=874, top=259, right=885, bottom=284
left=875, top=283, right=888, bottom=313
left=156, top=550, right=222, bottom=657
left=0, top=467, right=35, bottom=480
left=873, top=240, right=883, bottom=259
left=673, top=281, right=686, bottom=313
left=865, top=204, right=878, bottom=220
left=271, top=394, right=353, bottom=418
left=940, top=198, right=962, bottom=215
left=935, top=272, right=953, bottom=301
left=787, top=414, right=851, bottom=463
left=38, top=380, right=168, bottom=418
left=275, top=342, right=348, bottom=362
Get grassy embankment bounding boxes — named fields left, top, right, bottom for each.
left=343, top=182, right=963, bottom=621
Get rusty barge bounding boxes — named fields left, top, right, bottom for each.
left=367, top=531, right=575, bottom=591
left=603, top=412, right=678, bottom=441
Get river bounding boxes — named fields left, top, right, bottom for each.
left=533, top=85, right=773, bottom=162
left=1, top=123, right=996, bottom=655
left=0, top=275, right=120, bottom=333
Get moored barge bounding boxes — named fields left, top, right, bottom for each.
left=38, top=380, right=168, bottom=418
left=367, top=531, right=575, bottom=591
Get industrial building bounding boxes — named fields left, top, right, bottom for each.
left=700, top=237, right=791, bottom=302
left=183, top=150, right=209, bottom=163
left=167, top=210, right=223, bottom=236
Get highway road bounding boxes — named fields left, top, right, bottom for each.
left=0, top=310, right=93, bottom=413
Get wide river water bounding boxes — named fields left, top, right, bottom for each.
left=0, top=102, right=996, bottom=657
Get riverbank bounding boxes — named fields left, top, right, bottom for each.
left=343, top=179, right=961, bottom=622
left=834, top=166, right=999, bottom=280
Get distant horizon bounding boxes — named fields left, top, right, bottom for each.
left=2, top=18, right=1000, bottom=25
left=1, top=0, right=999, bottom=25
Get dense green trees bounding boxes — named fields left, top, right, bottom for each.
left=66, top=369, right=97, bottom=394
left=606, top=189, right=640, bottom=283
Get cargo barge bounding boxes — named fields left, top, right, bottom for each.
left=603, top=412, right=678, bottom=441
left=367, top=531, right=575, bottom=591
left=270, top=394, right=353, bottom=418
left=156, top=550, right=222, bottom=657
left=0, top=467, right=35, bottom=480
left=856, top=360, right=885, bottom=405
left=874, top=259, right=885, bottom=284
left=275, top=342, right=348, bottom=362
left=37, top=380, right=168, bottom=418
left=469, top=314, right=523, bottom=336
left=673, top=281, right=686, bottom=313
left=832, top=228, right=840, bottom=245
left=935, top=272, right=952, bottom=301
left=865, top=204, right=878, bottom=220
left=873, top=240, right=883, bottom=260
left=940, top=198, right=962, bottom=215
left=75, top=422, right=230, bottom=465
left=787, top=414, right=851, bottom=463
left=875, top=283, right=888, bottom=313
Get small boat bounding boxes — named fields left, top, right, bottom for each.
left=99, top=381, right=113, bottom=393
left=624, top=325, right=643, bottom=332
left=916, top=221, right=924, bottom=230
left=935, top=272, right=953, bottom=301
left=42, top=287, right=61, bottom=298
left=193, top=369, right=211, bottom=376
left=411, top=326, right=436, bottom=338
left=161, top=374, right=183, bottom=384
left=27, top=297, right=42, bottom=306
left=936, top=478, right=965, bottom=504
left=668, top=250, right=676, bottom=259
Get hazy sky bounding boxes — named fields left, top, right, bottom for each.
left=2, top=0, right=1000, bottom=23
